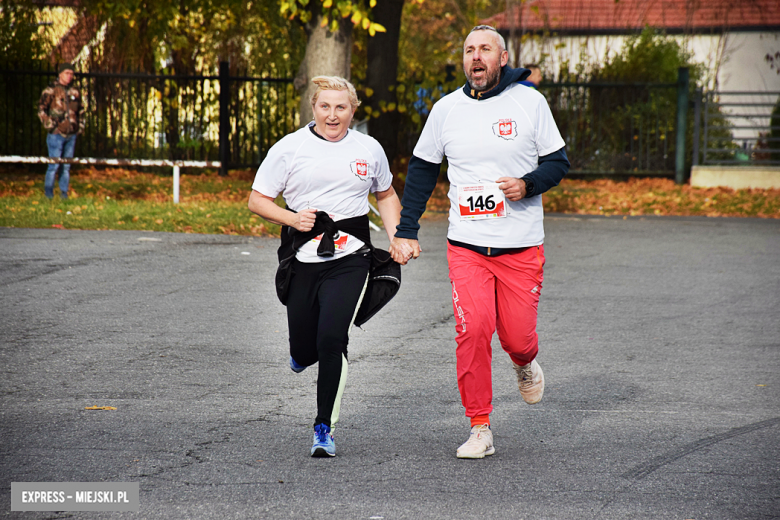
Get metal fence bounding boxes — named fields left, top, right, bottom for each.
left=406, top=70, right=689, bottom=181
left=695, top=90, right=780, bottom=166
left=3, top=62, right=698, bottom=180
left=0, top=61, right=297, bottom=173
left=542, top=77, right=686, bottom=179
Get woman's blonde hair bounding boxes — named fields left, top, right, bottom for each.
left=310, top=76, right=361, bottom=111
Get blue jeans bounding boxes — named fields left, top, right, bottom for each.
left=45, top=133, right=77, bottom=197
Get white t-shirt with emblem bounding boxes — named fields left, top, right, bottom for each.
left=413, top=82, right=565, bottom=248
left=252, top=123, right=392, bottom=262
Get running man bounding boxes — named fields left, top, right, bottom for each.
left=389, top=25, right=570, bottom=459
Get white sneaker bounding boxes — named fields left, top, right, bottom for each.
left=456, top=424, right=495, bottom=459
left=513, top=359, right=545, bottom=404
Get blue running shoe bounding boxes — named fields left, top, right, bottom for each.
left=311, top=423, right=335, bottom=457
left=289, top=356, right=306, bottom=373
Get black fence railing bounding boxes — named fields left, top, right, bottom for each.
left=5, top=62, right=697, bottom=180
left=0, top=61, right=297, bottom=172
left=406, top=71, right=688, bottom=181
left=695, top=90, right=780, bottom=166
left=542, top=80, right=682, bottom=178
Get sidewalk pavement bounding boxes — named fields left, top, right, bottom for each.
left=1, top=214, right=778, bottom=519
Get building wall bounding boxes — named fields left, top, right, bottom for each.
left=510, top=31, right=780, bottom=145
left=707, top=32, right=780, bottom=92
left=510, top=32, right=780, bottom=93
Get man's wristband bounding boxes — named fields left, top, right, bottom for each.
left=522, top=177, right=535, bottom=197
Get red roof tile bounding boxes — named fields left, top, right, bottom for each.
left=483, top=0, right=780, bottom=34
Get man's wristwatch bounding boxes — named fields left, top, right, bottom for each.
left=521, top=177, right=534, bottom=197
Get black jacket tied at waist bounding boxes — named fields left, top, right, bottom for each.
left=276, top=211, right=370, bottom=305
left=274, top=210, right=401, bottom=327
left=277, top=211, right=371, bottom=262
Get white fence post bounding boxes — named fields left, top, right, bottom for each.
left=173, top=166, right=180, bottom=204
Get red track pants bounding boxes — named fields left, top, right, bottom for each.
left=447, top=242, right=545, bottom=418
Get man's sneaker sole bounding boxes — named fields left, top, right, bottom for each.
left=456, top=446, right=496, bottom=459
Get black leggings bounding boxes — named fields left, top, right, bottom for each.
left=286, top=250, right=371, bottom=428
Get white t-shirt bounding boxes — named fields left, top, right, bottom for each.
left=252, top=124, right=393, bottom=262
left=413, top=83, right=565, bottom=248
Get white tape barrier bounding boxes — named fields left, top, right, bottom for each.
left=0, top=156, right=221, bottom=204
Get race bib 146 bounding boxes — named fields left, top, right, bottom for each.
left=457, top=183, right=507, bottom=220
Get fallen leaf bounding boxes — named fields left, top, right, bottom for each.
left=85, top=406, right=117, bottom=411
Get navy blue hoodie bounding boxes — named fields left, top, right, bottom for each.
left=395, top=65, right=570, bottom=241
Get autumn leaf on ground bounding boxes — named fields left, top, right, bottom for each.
left=85, top=406, right=117, bottom=410
left=2, top=168, right=778, bottom=237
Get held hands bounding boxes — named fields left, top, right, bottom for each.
left=389, top=237, right=421, bottom=266
left=292, top=208, right=318, bottom=232
left=496, top=177, right=527, bottom=202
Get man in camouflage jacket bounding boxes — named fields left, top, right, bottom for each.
left=38, top=63, right=85, bottom=199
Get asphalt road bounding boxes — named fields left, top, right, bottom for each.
left=1, top=214, right=779, bottom=519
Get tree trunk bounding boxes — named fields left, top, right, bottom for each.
left=295, top=14, right=353, bottom=127
left=366, top=0, right=405, bottom=166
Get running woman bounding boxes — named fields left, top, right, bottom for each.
left=389, top=26, right=570, bottom=459
left=248, top=76, right=406, bottom=457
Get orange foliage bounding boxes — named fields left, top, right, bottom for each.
left=546, top=178, right=780, bottom=219
left=426, top=177, right=780, bottom=219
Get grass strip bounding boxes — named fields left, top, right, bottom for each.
left=1, top=168, right=778, bottom=236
